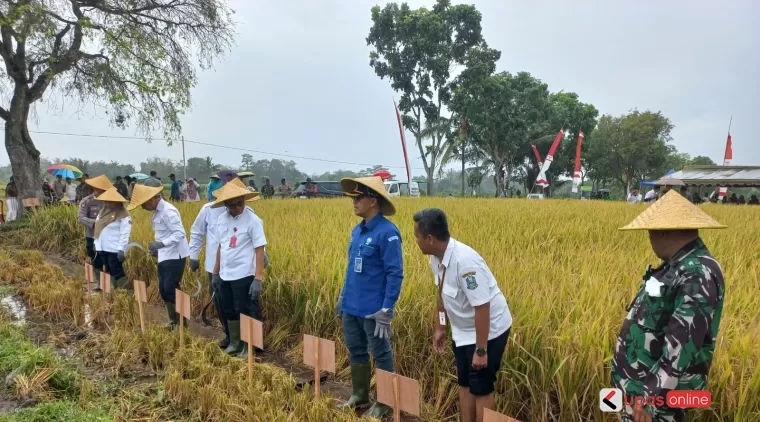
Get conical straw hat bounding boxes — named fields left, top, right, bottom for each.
left=340, top=176, right=395, bottom=216
left=619, top=190, right=727, bottom=231
left=210, top=184, right=260, bottom=209
left=127, top=185, right=164, bottom=211
left=224, top=178, right=260, bottom=202
left=95, top=187, right=128, bottom=203
left=84, top=174, right=114, bottom=191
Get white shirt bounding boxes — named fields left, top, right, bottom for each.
left=94, top=213, right=132, bottom=253
left=189, top=202, right=227, bottom=271
left=430, top=238, right=512, bottom=347
left=217, top=208, right=267, bottom=281
left=65, top=183, right=77, bottom=201
left=151, top=199, right=190, bottom=263
left=627, top=193, right=641, bottom=204
left=644, top=190, right=657, bottom=201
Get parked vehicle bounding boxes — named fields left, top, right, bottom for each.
left=383, top=180, right=420, bottom=197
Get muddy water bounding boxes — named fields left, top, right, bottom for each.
left=0, top=295, right=27, bottom=326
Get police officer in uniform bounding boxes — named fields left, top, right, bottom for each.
left=613, top=190, right=726, bottom=422
left=128, top=184, right=190, bottom=329
left=412, top=208, right=512, bottom=422
left=335, top=176, right=403, bottom=418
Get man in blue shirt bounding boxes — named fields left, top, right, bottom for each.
left=207, top=174, right=223, bottom=201
left=336, top=176, right=403, bottom=419
left=169, top=174, right=180, bottom=201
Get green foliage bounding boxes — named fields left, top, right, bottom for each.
left=585, top=110, right=675, bottom=190
left=0, top=401, right=112, bottom=422
left=367, top=0, right=497, bottom=193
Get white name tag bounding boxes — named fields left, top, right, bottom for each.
left=438, top=311, right=446, bottom=326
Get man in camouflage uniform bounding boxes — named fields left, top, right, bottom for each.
left=612, top=190, right=726, bottom=422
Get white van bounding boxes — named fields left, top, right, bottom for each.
left=383, top=180, right=420, bottom=197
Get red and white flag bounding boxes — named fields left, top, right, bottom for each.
left=571, top=130, right=585, bottom=193
left=723, top=133, right=732, bottom=166
left=531, top=144, right=543, bottom=168
left=394, top=100, right=412, bottom=184
left=535, top=129, right=564, bottom=187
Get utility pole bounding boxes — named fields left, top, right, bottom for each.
left=181, top=136, right=187, bottom=180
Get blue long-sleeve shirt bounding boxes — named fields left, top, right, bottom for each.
left=207, top=179, right=223, bottom=201
left=170, top=180, right=180, bottom=200
left=340, top=213, right=404, bottom=317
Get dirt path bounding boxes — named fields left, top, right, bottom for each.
left=38, top=250, right=424, bottom=422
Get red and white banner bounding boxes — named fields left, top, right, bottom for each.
left=531, top=144, right=543, bottom=168
left=571, top=130, right=585, bottom=193
left=535, top=129, right=564, bottom=187
left=394, top=101, right=412, bottom=185
left=723, top=133, right=732, bottom=166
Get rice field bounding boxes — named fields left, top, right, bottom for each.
left=12, top=198, right=760, bottom=421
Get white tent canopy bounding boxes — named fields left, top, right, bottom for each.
left=667, top=166, right=760, bottom=187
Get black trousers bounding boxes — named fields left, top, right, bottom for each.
left=86, top=237, right=104, bottom=271
left=209, top=272, right=230, bottom=340
left=219, top=276, right=261, bottom=322
left=157, top=258, right=186, bottom=303
left=99, top=251, right=125, bottom=279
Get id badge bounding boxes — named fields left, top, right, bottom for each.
left=354, top=257, right=363, bottom=273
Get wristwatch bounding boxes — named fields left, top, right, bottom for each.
left=475, top=347, right=487, bottom=357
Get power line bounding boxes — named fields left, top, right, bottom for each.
left=9, top=127, right=426, bottom=171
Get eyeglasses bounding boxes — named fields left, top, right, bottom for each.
left=350, top=194, right=378, bottom=203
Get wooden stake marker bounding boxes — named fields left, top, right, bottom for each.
left=133, top=280, right=148, bottom=334
left=84, top=263, right=92, bottom=294
left=484, top=408, right=522, bottom=422
left=376, top=369, right=420, bottom=421
left=240, top=314, right=263, bottom=384
left=175, top=289, right=191, bottom=349
left=99, top=271, right=111, bottom=294
left=303, top=334, right=336, bottom=400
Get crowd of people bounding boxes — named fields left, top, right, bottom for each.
left=628, top=185, right=760, bottom=205
left=66, top=171, right=726, bottom=422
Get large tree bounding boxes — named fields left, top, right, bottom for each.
left=452, top=71, right=552, bottom=196
left=585, top=110, right=674, bottom=192
left=1, top=0, right=234, bottom=211
left=366, top=0, right=497, bottom=194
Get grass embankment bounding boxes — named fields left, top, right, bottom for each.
left=6, top=199, right=760, bottom=421
left=0, top=249, right=370, bottom=421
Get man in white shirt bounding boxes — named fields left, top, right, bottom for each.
left=627, top=189, right=642, bottom=204
left=128, top=184, right=190, bottom=329
left=189, top=184, right=230, bottom=348
left=211, top=184, right=266, bottom=358
left=412, top=208, right=512, bottom=422
left=644, top=187, right=659, bottom=203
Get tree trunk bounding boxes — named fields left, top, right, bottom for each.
left=5, top=86, right=43, bottom=218
left=426, top=166, right=435, bottom=196
left=460, top=147, right=466, bottom=197
left=493, top=162, right=506, bottom=198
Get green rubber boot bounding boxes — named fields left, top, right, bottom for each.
left=112, top=277, right=129, bottom=290
left=363, top=402, right=390, bottom=419
left=238, top=342, right=249, bottom=359
left=165, top=302, right=179, bottom=330
left=338, top=363, right=370, bottom=410
left=224, top=320, right=243, bottom=355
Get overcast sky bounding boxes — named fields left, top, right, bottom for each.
left=2, top=0, right=758, bottom=176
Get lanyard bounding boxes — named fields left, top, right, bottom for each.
left=437, top=264, right=447, bottom=294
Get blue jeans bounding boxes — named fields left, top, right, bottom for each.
left=341, top=313, right=394, bottom=372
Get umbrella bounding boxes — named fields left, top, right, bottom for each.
left=374, top=170, right=392, bottom=180
left=47, top=164, right=82, bottom=180
left=129, top=173, right=149, bottom=181
left=217, top=170, right=238, bottom=181
left=237, top=171, right=255, bottom=178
